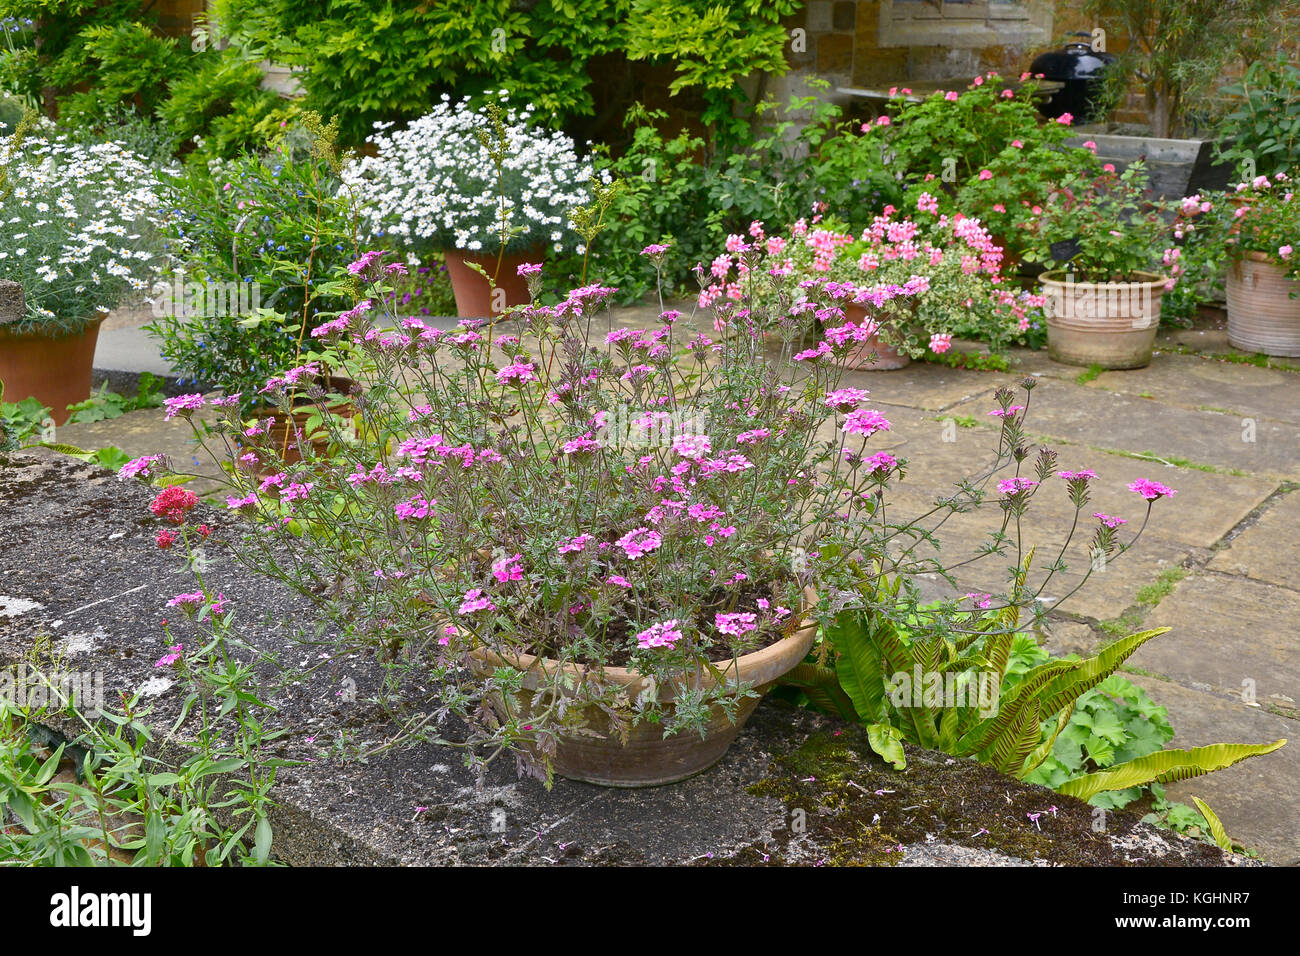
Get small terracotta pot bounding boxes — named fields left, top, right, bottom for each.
left=469, top=587, right=818, bottom=787
left=840, top=304, right=911, bottom=370
left=1040, top=271, right=1167, bottom=369
left=1226, top=252, right=1300, bottom=357
left=0, top=315, right=105, bottom=425
left=442, top=248, right=538, bottom=318
left=248, top=376, right=357, bottom=469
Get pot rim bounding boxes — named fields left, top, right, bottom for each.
left=0, top=310, right=107, bottom=341
left=471, top=584, right=819, bottom=698
left=1039, top=269, right=1169, bottom=291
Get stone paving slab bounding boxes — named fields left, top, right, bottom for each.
left=1207, top=491, right=1300, bottom=591
left=48, top=405, right=228, bottom=497
left=1088, top=354, right=1300, bottom=426
left=1129, top=675, right=1298, bottom=865
left=946, top=377, right=1300, bottom=480
left=833, top=363, right=1011, bottom=412
left=0, top=454, right=1240, bottom=867
left=1138, top=572, right=1300, bottom=711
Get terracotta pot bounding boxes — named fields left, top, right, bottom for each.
left=470, top=587, right=818, bottom=787
left=840, top=304, right=911, bottom=370
left=248, top=376, right=357, bottom=469
left=1226, top=252, right=1300, bottom=357
left=1040, top=271, right=1167, bottom=369
left=0, top=315, right=105, bottom=426
left=442, top=248, right=538, bottom=318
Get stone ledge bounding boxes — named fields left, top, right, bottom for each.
left=0, top=454, right=1253, bottom=866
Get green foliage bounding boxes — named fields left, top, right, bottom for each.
left=588, top=89, right=896, bottom=302
left=0, top=0, right=293, bottom=160
left=147, top=125, right=363, bottom=412
left=1081, top=0, right=1288, bottom=138
left=54, top=19, right=185, bottom=120
left=160, top=53, right=296, bottom=161
left=623, top=0, right=800, bottom=137
left=1056, top=739, right=1286, bottom=802
left=1028, top=160, right=1181, bottom=282
left=0, top=617, right=288, bottom=866
left=790, top=559, right=1286, bottom=811
left=1215, top=55, right=1300, bottom=181
left=237, top=0, right=802, bottom=145
left=0, top=394, right=48, bottom=447
left=65, top=374, right=164, bottom=423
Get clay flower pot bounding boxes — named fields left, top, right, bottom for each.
left=469, top=587, right=818, bottom=787
left=248, top=375, right=357, bottom=470
left=442, top=248, right=538, bottom=318
left=0, top=310, right=106, bottom=426
left=1226, top=252, right=1300, bottom=357
left=841, top=303, right=911, bottom=370
left=1040, top=270, right=1167, bottom=369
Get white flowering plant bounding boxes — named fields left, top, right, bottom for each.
left=0, top=116, right=169, bottom=334
left=343, top=96, right=596, bottom=258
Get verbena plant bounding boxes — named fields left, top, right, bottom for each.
left=0, top=114, right=169, bottom=334
left=128, top=227, right=1222, bottom=788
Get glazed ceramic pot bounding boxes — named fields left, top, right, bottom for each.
left=1040, top=270, right=1167, bottom=369
left=469, top=587, right=818, bottom=787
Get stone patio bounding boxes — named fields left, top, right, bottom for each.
left=9, top=304, right=1298, bottom=863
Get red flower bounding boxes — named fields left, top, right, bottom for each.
left=156, top=531, right=176, bottom=549
left=150, top=486, right=199, bottom=525
left=197, top=524, right=211, bottom=539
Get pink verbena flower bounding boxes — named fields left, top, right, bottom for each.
left=988, top=405, right=1025, bottom=418
left=491, top=553, right=524, bottom=583
left=823, top=387, right=871, bottom=412
left=616, top=527, right=662, bottom=560
left=1093, top=513, right=1127, bottom=528
left=715, top=612, right=759, bottom=637
left=458, top=589, right=496, bottom=615
left=1128, top=478, right=1177, bottom=500
left=636, top=620, right=684, bottom=649
left=558, top=534, right=594, bottom=555
left=495, top=361, right=536, bottom=384
left=163, top=394, right=206, bottom=421
left=118, top=454, right=163, bottom=481
left=843, top=409, right=892, bottom=437
left=997, top=477, right=1038, bottom=495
